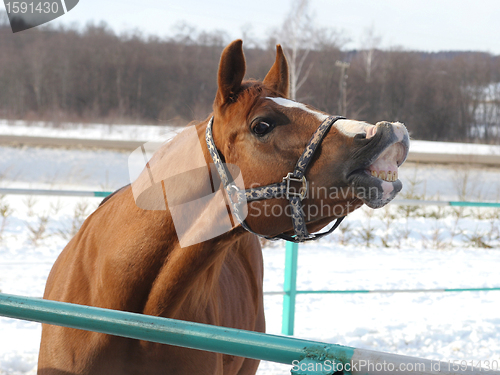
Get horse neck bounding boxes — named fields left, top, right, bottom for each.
left=141, top=119, right=252, bottom=318
left=145, top=228, right=249, bottom=319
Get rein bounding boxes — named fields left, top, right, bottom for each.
left=206, top=115, right=346, bottom=242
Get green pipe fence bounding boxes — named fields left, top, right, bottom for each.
left=391, top=198, right=500, bottom=207
left=268, top=286, right=500, bottom=296
left=278, top=243, right=500, bottom=336
left=0, top=188, right=112, bottom=197
left=2, top=187, right=500, bottom=364
left=0, top=293, right=490, bottom=375
left=282, top=241, right=298, bottom=336
left=276, top=192, right=500, bottom=336
left=0, top=293, right=340, bottom=366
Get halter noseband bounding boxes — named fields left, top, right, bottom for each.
left=206, top=114, right=346, bottom=242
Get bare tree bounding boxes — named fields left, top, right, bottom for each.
left=335, top=61, right=350, bottom=116
left=360, top=25, right=382, bottom=83
left=276, top=0, right=315, bottom=100
left=274, top=0, right=346, bottom=100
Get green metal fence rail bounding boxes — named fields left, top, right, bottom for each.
left=0, top=188, right=112, bottom=197
left=278, top=247, right=500, bottom=336
left=282, top=242, right=298, bottom=337
left=267, top=286, right=500, bottom=296
left=276, top=199, right=500, bottom=336
left=392, top=198, right=500, bottom=207
left=0, top=293, right=490, bottom=375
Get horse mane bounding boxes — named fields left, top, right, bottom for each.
left=236, top=80, right=283, bottom=104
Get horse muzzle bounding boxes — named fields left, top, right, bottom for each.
left=346, top=121, right=410, bottom=208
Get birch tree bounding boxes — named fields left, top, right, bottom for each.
left=276, top=0, right=345, bottom=100
left=276, top=0, right=315, bottom=100
left=360, top=25, right=381, bottom=83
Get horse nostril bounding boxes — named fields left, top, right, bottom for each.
left=365, top=125, right=377, bottom=139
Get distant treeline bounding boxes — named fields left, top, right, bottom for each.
left=1, top=16, right=499, bottom=142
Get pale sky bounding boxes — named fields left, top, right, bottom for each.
left=2, top=0, right=500, bottom=54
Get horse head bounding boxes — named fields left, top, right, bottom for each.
left=207, top=40, right=409, bottom=241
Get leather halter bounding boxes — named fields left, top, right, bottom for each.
left=206, top=114, right=346, bottom=242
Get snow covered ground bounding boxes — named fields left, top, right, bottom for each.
left=0, top=120, right=181, bottom=142
left=0, top=122, right=500, bottom=374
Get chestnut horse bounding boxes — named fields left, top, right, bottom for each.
left=38, top=40, right=409, bottom=375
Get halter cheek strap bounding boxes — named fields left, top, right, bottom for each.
left=206, top=115, right=346, bottom=242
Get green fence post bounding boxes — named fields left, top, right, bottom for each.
left=282, top=241, right=298, bottom=336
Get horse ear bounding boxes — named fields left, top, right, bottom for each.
left=216, top=40, right=246, bottom=106
left=263, top=45, right=289, bottom=98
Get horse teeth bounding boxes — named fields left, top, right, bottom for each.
left=370, top=170, right=398, bottom=181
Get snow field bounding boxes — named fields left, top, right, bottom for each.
left=1, top=133, right=500, bottom=374
left=1, top=194, right=499, bottom=374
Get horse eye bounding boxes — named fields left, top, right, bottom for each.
left=252, top=121, right=273, bottom=136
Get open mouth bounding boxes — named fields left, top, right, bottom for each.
left=347, top=122, right=410, bottom=208
left=366, top=141, right=406, bottom=182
